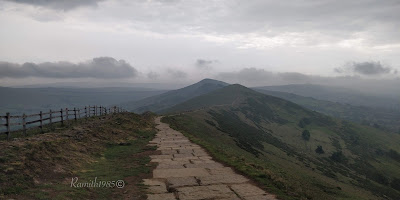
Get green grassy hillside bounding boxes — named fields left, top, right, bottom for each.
left=255, top=89, right=400, bottom=133
left=163, top=84, right=400, bottom=200
left=0, top=112, right=157, bottom=199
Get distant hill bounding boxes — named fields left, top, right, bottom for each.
left=11, top=81, right=185, bottom=90
left=163, top=84, right=400, bottom=199
left=0, top=87, right=165, bottom=115
left=122, top=79, right=229, bottom=113
left=254, top=89, right=400, bottom=133
left=255, top=84, right=400, bottom=110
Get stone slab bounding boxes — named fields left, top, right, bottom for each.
left=153, top=168, right=210, bottom=178
left=173, top=153, right=194, bottom=158
left=156, top=164, right=185, bottom=169
left=161, top=150, right=177, bottom=155
left=178, top=149, right=194, bottom=154
left=230, top=183, right=267, bottom=197
left=197, top=174, right=249, bottom=185
left=244, top=195, right=277, bottom=200
left=184, top=163, right=223, bottom=169
left=208, top=167, right=235, bottom=175
left=147, top=193, right=176, bottom=200
left=166, top=177, right=199, bottom=188
left=176, top=185, right=239, bottom=200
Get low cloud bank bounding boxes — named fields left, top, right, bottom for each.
left=4, top=0, right=104, bottom=10
left=0, top=57, right=138, bottom=79
left=215, top=67, right=400, bottom=96
left=195, top=59, right=218, bottom=70
left=334, top=61, right=397, bottom=76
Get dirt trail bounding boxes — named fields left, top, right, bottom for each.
left=144, top=117, right=277, bottom=200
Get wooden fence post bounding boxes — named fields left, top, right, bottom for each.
left=22, top=113, right=27, bottom=136
left=100, top=106, right=102, bottom=116
left=78, top=109, right=80, bottom=119
left=105, top=107, right=107, bottom=115
left=60, top=109, right=64, bottom=125
left=49, top=109, right=53, bottom=130
left=49, top=109, right=53, bottom=125
left=95, top=105, right=97, bottom=116
left=39, top=111, right=43, bottom=133
left=6, top=112, right=10, bottom=140
left=85, top=106, right=87, bottom=118
left=66, top=108, right=69, bottom=121
left=74, top=107, right=77, bottom=121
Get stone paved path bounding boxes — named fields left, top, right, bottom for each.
left=144, top=117, right=277, bottom=200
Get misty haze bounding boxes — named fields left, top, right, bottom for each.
left=1, top=0, right=400, bottom=199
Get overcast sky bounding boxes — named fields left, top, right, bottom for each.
left=0, top=0, right=399, bottom=90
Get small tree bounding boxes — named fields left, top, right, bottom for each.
left=330, top=151, right=347, bottom=163
left=315, top=145, right=325, bottom=154
left=302, top=130, right=310, bottom=141
left=298, top=120, right=306, bottom=128
left=298, top=118, right=311, bottom=128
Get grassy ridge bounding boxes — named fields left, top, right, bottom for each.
left=0, top=112, right=157, bottom=200
left=162, top=84, right=400, bottom=199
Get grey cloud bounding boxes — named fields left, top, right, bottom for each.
left=215, top=67, right=400, bottom=96
left=4, top=0, right=104, bottom=10
left=353, top=62, right=392, bottom=75
left=0, top=57, right=138, bottom=79
left=106, top=0, right=400, bottom=46
left=167, top=68, right=187, bottom=79
left=218, top=68, right=327, bottom=85
left=335, top=61, right=394, bottom=76
left=279, top=72, right=311, bottom=82
left=218, top=68, right=273, bottom=84
left=195, top=59, right=218, bottom=70
left=217, top=67, right=333, bottom=86
left=4, top=0, right=400, bottom=47
left=147, top=71, right=159, bottom=79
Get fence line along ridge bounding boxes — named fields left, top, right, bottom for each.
left=0, top=105, right=126, bottom=140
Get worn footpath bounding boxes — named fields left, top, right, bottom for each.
left=143, top=117, right=277, bottom=200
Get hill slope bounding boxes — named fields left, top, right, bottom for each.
left=122, top=79, right=229, bottom=113
left=0, top=112, right=157, bottom=199
left=255, top=84, right=400, bottom=110
left=163, top=84, right=400, bottom=200
left=254, top=88, right=400, bottom=133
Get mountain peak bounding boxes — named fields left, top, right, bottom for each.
left=122, top=78, right=229, bottom=113
left=197, top=78, right=229, bottom=85
left=162, top=83, right=266, bottom=113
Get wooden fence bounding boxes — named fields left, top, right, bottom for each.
left=0, top=105, right=126, bottom=140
